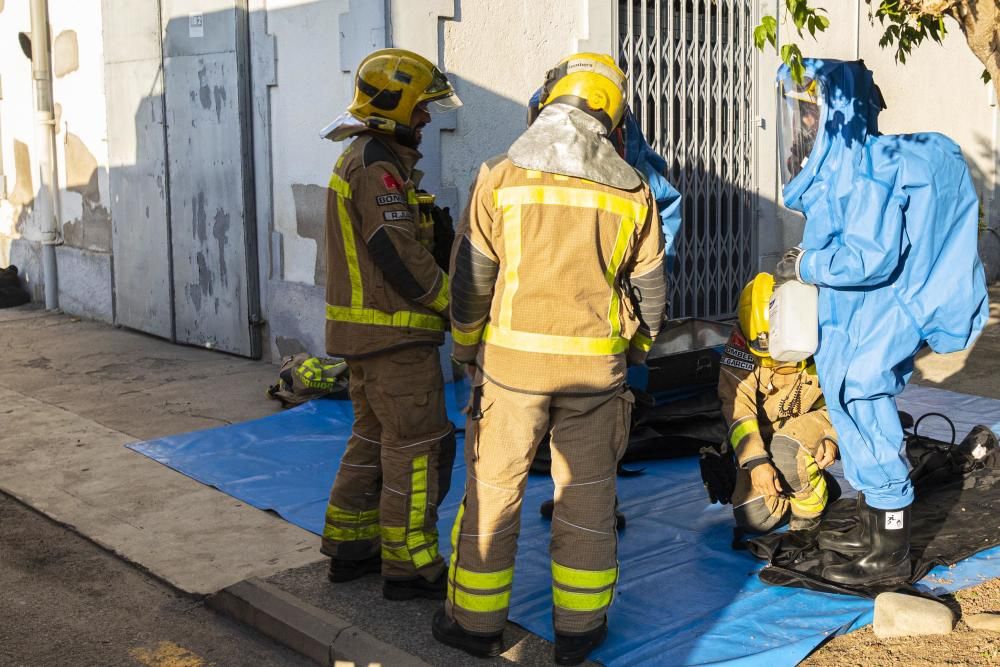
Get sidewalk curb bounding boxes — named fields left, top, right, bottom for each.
left=209, top=578, right=430, bottom=667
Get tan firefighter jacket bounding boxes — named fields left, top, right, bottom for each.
left=449, top=157, right=666, bottom=395
left=717, top=329, right=837, bottom=468
left=325, top=133, right=449, bottom=358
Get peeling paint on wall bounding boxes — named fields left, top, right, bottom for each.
left=275, top=335, right=308, bottom=357
left=62, top=132, right=111, bottom=251
left=291, top=183, right=326, bottom=286
left=213, top=207, right=230, bottom=286
left=11, top=140, right=34, bottom=234
left=53, top=30, right=79, bottom=78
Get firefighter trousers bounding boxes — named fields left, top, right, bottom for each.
left=445, top=378, right=633, bottom=635
left=321, top=344, right=456, bottom=580
left=732, top=410, right=834, bottom=533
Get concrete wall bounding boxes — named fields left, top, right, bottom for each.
left=0, top=0, right=114, bottom=320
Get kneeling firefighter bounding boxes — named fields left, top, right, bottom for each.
left=432, top=53, right=666, bottom=665
left=719, top=273, right=840, bottom=533
left=318, top=49, right=461, bottom=600
left=774, top=60, right=988, bottom=586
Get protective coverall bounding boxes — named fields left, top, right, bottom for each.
left=718, top=329, right=838, bottom=532
left=320, top=131, right=456, bottom=583
left=445, top=104, right=666, bottom=638
left=777, top=59, right=988, bottom=513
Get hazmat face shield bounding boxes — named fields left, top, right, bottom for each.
left=777, top=76, right=824, bottom=186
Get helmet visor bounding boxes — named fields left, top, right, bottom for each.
left=422, top=68, right=463, bottom=112
left=777, top=76, right=823, bottom=186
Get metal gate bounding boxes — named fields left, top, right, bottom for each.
left=616, top=0, right=757, bottom=320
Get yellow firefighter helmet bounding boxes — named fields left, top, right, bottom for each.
left=538, top=53, right=627, bottom=132
left=347, top=48, right=462, bottom=139
left=738, top=272, right=775, bottom=358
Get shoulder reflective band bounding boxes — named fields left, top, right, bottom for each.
left=729, top=417, right=760, bottom=449
left=483, top=324, right=628, bottom=356
left=631, top=332, right=653, bottom=352
left=326, top=304, right=445, bottom=332
left=452, top=325, right=485, bottom=347
left=552, top=562, right=618, bottom=589
left=552, top=587, right=614, bottom=612
left=494, top=185, right=647, bottom=225
left=329, top=174, right=363, bottom=309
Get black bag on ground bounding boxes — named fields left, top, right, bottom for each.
left=747, top=422, right=1000, bottom=598
left=0, top=265, right=30, bottom=308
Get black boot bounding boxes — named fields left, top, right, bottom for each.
left=431, top=607, right=504, bottom=657
left=554, top=619, right=608, bottom=666
left=822, top=501, right=912, bottom=586
left=818, top=493, right=867, bottom=555
left=383, top=570, right=447, bottom=601
left=327, top=555, right=381, bottom=583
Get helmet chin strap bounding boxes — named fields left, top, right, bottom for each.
left=365, top=116, right=418, bottom=147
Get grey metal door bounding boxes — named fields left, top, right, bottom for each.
left=102, top=0, right=260, bottom=357
left=616, top=0, right=757, bottom=320
left=161, top=1, right=261, bottom=356
left=104, top=0, right=173, bottom=339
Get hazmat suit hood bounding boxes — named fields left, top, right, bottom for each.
left=779, top=59, right=884, bottom=212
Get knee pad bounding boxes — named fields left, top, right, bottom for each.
left=733, top=496, right=788, bottom=534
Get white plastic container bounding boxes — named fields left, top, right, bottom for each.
left=768, top=280, right=819, bottom=362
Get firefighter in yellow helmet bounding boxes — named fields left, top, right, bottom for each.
left=318, top=49, right=461, bottom=601
left=431, top=53, right=667, bottom=665
left=718, top=273, right=841, bottom=535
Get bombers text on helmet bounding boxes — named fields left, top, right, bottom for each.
left=738, top=272, right=775, bottom=359
left=538, top=53, right=627, bottom=132
left=348, top=48, right=462, bottom=142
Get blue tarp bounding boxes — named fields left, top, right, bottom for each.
left=129, top=382, right=1000, bottom=666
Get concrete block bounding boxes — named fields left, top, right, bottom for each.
left=266, top=278, right=326, bottom=362
left=210, top=578, right=429, bottom=667
left=55, top=245, right=114, bottom=323
left=965, top=613, right=1000, bottom=632
left=873, top=592, right=955, bottom=639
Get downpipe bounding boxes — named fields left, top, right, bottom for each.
left=29, top=0, right=60, bottom=310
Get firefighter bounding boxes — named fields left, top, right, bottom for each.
left=431, top=54, right=667, bottom=665
left=719, top=273, right=840, bottom=534
left=318, top=48, right=461, bottom=601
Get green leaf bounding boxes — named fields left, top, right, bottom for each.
left=983, top=69, right=993, bottom=84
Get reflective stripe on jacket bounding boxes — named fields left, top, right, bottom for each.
left=325, top=133, right=449, bottom=357
left=450, top=158, right=664, bottom=395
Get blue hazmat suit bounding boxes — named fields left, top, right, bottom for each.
left=528, top=89, right=683, bottom=270
left=779, top=59, right=989, bottom=509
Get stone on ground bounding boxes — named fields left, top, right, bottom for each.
left=964, top=613, right=1000, bottom=632
left=873, top=592, right=955, bottom=639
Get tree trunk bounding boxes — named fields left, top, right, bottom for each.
left=948, top=1, right=1000, bottom=103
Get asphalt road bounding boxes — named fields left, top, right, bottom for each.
left=0, top=492, right=313, bottom=667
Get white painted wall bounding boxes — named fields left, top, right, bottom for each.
left=439, top=0, right=589, bottom=214
left=50, top=0, right=112, bottom=252
left=0, top=1, right=37, bottom=268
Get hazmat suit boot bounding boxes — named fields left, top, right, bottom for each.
left=327, top=555, right=381, bottom=583
left=822, top=502, right=912, bottom=586
left=431, top=607, right=504, bottom=657
left=554, top=618, right=608, bottom=666
left=817, top=492, right=868, bottom=556
left=383, top=570, right=447, bottom=601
